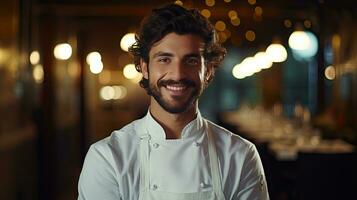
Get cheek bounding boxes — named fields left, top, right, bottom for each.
left=147, top=63, right=165, bottom=81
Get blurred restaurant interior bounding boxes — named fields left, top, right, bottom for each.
left=0, top=0, right=357, bottom=199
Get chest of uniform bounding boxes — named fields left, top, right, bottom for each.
left=147, top=134, right=213, bottom=193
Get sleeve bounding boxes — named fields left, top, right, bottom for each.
left=235, top=144, right=270, bottom=200
left=78, top=145, right=122, bottom=200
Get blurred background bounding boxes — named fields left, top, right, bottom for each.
left=0, top=0, right=356, bottom=199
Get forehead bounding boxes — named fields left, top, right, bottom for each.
left=149, top=33, right=204, bottom=57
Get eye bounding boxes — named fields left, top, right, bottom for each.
left=186, top=57, right=200, bottom=66
left=157, top=57, right=170, bottom=64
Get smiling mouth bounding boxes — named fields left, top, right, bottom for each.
left=165, top=84, right=188, bottom=92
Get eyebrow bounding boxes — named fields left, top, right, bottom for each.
left=152, top=51, right=174, bottom=58
left=152, top=51, right=202, bottom=59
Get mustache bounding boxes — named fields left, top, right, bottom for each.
left=157, top=79, right=196, bottom=87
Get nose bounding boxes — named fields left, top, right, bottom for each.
left=169, top=60, right=186, bottom=81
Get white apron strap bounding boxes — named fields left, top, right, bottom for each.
left=206, top=120, right=226, bottom=200
left=138, top=120, right=151, bottom=200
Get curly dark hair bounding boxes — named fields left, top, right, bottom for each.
left=128, top=3, right=226, bottom=92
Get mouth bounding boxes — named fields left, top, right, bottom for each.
left=165, top=84, right=188, bottom=92
left=158, top=79, right=195, bottom=96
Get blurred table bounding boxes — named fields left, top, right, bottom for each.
left=269, top=139, right=355, bottom=161
left=221, top=109, right=355, bottom=161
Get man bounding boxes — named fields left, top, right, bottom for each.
left=78, top=3, right=269, bottom=200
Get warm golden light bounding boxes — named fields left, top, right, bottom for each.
left=174, top=0, right=183, bottom=6
left=100, top=86, right=115, bottom=101
left=325, top=65, right=336, bottom=80
left=201, top=9, right=211, bottom=18
left=123, top=64, right=139, bottom=79
left=242, top=57, right=260, bottom=73
left=254, top=52, right=273, bottom=69
left=248, top=0, right=256, bottom=5
left=232, top=59, right=256, bottom=79
left=89, top=61, right=103, bottom=74
left=120, top=33, right=136, bottom=52
left=288, top=31, right=311, bottom=50
left=215, top=21, right=226, bottom=32
left=231, top=17, right=241, bottom=26
left=205, top=0, right=215, bottom=7
left=224, top=0, right=231, bottom=2
left=266, top=44, right=287, bottom=63
left=232, top=64, right=246, bottom=79
left=228, top=10, right=238, bottom=19
left=86, top=52, right=102, bottom=65
left=218, top=32, right=228, bottom=43
left=332, top=34, right=341, bottom=48
left=100, top=85, right=127, bottom=101
left=33, top=64, right=44, bottom=83
left=131, top=73, right=143, bottom=83
left=54, top=43, right=72, bottom=60
left=30, top=51, right=40, bottom=65
left=0, top=48, right=10, bottom=65
left=113, top=85, right=127, bottom=100
left=245, top=30, right=256, bottom=42
left=254, top=6, right=263, bottom=16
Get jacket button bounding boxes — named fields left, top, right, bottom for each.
left=153, top=143, right=159, bottom=148
left=152, top=184, right=158, bottom=190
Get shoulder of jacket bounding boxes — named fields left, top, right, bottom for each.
left=206, top=120, right=254, bottom=149
left=90, top=117, right=144, bottom=151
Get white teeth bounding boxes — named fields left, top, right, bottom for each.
left=166, top=85, right=186, bottom=91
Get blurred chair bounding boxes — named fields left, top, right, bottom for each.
left=295, top=152, right=357, bottom=200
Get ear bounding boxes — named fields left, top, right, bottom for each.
left=205, top=63, right=214, bottom=83
left=140, top=59, right=149, bottom=79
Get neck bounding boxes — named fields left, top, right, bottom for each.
left=149, top=99, right=198, bottom=139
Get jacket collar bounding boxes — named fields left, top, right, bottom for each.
left=144, top=109, right=205, bottom=141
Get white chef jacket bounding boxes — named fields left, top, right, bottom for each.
left=78, top=110, right=269, bottom=200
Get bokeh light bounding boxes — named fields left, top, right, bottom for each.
left=215, top=21, right=226, bottom=32
left=228, top=10, right=238, bottom=19
left=325, top=65, right=336, bottom=80
left=33, top=64, right=44, bottom=83
left=289, top=31, right=318, bottom=59
left=254, top=52, right=273, bottom=69
left=266, top=44, right=287, bottom=62
left=174, top=0, right=183, bottom=6
left=100, top=86, right=115, bottom=100
left=231, top=17, right=241, bottom=26
left=255, top=6, right=263, bottom=16
left=201, top=9, right=211, bottom=18
left=89, top=61, right=103, bottom=74
left=205, top=0, right=215, bottom=7
left=123, top=64, right=139, bottom=79
left=245, top=30, right=256, bottom=42
left=86, top=52, right=102, bottom=65
left=120, top=33, right=136, bottom=52
left=30, top=51, right=40, bottom=65
left=53, top=43, right=72, bottom=60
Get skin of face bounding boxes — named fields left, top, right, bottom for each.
left=141, top=33, right=211, bottom=114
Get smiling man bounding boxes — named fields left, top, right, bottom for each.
left=78, top=3, right=269, bottom=200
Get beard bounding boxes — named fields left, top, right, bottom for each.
left=148, top=78, right=202, bottom=114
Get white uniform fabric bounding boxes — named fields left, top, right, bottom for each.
left=78, top=111, right=269, bottom=200
left=138, top=120, right=225, bottom=200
